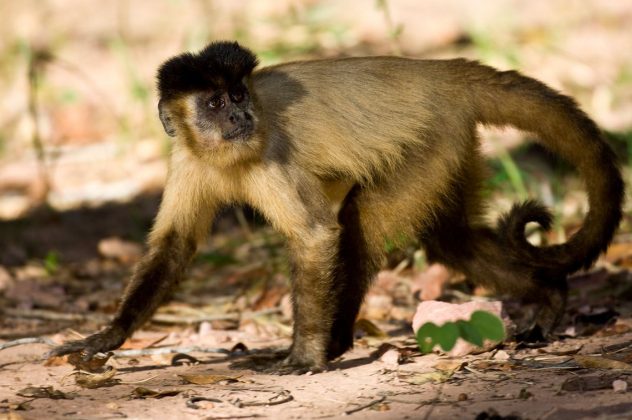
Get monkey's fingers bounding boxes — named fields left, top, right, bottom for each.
left=46, top=339, right=98, bottom=359
left=46, top=329, right=126, bottom=361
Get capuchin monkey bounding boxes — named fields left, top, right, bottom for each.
left=48, top=41, right=624, bottom=373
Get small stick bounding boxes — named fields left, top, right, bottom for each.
left=0, top=337, right=57, bottom=351
left=344, top=396, right=386, bottom=415
left=232, top=391, right=294, bottom=408
left=3, top=307, right=281, bottom=325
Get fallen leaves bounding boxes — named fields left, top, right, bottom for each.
left=354, top=318, right=388, bottom=339
left=131, top=387, right=184, bottom=399
left=561, top=374, right=623, bottom=392
left=74, top=367, right=120, bottom=389
left=16, top=386, right=72, bottom=400
left=613, top=379, right=628, bottom=392
left=573, top=355, right=632, bottom=371
left=97, top=237, right=142, bottom=263
left=178, top=373, right=243, bottom=385
left=67, top=351, right=113, bottom=372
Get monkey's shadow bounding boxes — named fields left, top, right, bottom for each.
left=113, top=347, right=374, bottom=375
left=226, top=348, right=375, bottom=373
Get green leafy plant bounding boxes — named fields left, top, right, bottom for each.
left=416, top=310, right=505, bottom=354
left=44, top=250, right=60, bottom=275
left=196, top=251, right=238, bottom=267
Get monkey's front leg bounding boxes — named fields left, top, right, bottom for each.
left=280, top=224, right=340, bottom=373
left=48, top=163, right=214, bottom=360
left=48, top=231, right=197, bottom=360
left=228, top=222, right=340, bottom=375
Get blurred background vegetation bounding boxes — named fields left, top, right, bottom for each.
left=0, top=0, right=631, bottom=265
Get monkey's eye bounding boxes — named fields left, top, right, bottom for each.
left=229, top=90, right=245, bottom=103
left=208, top=97, right=225, bottom=109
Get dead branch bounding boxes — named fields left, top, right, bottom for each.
left=113, top=346, right=229, bottom=357
left=3, top=308, right=110, bottom=323
left=0, top=337, right=57, bottom=351
left=3, top=307, right=281, bottom=325
left=344, top=396, right=386, bottom=415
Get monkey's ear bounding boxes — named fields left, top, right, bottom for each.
left=158, top=99, right=177, bottom=137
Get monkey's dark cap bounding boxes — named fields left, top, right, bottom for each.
left=157, top=41, right=259, bottom=101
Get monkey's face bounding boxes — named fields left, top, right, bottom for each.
left=193, top=84, right=256, bottom=143
left=158, top=83, right=258, bottom=159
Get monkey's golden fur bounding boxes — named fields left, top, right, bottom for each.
left=49, top=42, right=623, bottom=373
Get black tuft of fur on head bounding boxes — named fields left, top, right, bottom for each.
left=157, top=41, right=259, bottom=101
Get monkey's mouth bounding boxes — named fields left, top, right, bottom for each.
left=223, top=123, right=254, bottom=141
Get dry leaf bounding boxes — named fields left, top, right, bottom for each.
left=492, top=350, right=510, bottom=360
left=43, top=355, right=67, bottom=367
left=561, top=374, right=621, bottom=392
left=605, top=242, right=632, bottom=267
left=548, top=346, right=582, bottom=356
left=67, top=352, right=113, bottom=372
left=612, top=379, right=628, bottom=393
left=98, top=237, right=142, bottom=263
left=379, top=349, right=401, bottom=368
left=0, top=412, right=25, bottom=420
left=410, top=263, right=451, bottom=301
left=574, top=355, right=632, bottom=370
left=178, top=373, right=241, bottom=385
left=354, top=318, right=388, bottom=338
left=16, top=386, right=72, bottom=400
left=75, top=367, right=119, bottom=389
left=120, top=334, right=169, bottom=350
left=0, top=401, right=30, bottom=412
left=434, top=360, right=465, bottom=373
left=131, top=387, right=183, bottom=399
left=399, top=371, right=453, bottom=385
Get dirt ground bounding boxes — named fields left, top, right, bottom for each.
left=3, top=326, right=632, bottom=419
left=2, top=1, right=632, bottom=419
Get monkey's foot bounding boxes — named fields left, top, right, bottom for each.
left=46, top=327, right=126, bottom=361
left=229, top=349, right=287, bottom=371
left=230, top=350, right=325, bottom=375
left=515, top=324, right=548, bottom=343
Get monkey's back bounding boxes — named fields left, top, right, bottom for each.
left=252, top=57, right=474, bottom=182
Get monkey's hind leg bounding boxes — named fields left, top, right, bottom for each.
left=327, top=187, right=385, bottom=360
left=421, top=167, right=568, bottom=338
left=326, top=153, right=459, bottom=359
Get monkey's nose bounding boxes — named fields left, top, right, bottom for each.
left=229, top=113, right=244, bottom=124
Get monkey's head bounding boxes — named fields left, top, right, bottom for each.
left=157, top=42, right=260, bottom=161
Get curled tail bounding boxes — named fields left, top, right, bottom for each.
left=468, top=63, right=624, bottom=274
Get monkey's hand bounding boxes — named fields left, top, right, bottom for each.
left=46, top=326, right=127, bottom=361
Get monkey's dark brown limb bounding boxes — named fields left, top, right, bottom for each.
left=48, top=163, right=215, bottom=360
left=327, top=143, right=467, bottom=359
left=246, top=170, right=340, bottom=371
left=47, top=230, right=197, bottom=360
left=327, top=187, right=383, bottom=360
left=420, top=157, right=567, bottom=335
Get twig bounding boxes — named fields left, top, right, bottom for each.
left=153, top=307, right=281, bottom=324
left=344, top=396, right=386, bottom=415
left=113, top=346, right=229, bottom=357
left=3, top=307, right=281, bottom=325
left=27, top=47, right=53, bottom=204
left=231, top=391, right=294, bottom=408
left=0, top=337, right=57, bottom=351
left=3, top=308, right=110, bottom=323
left=234, top=207, right=253, bottom=239
left=120, top=375, right=159, bottom=384
left=186, top=396, right=223, bottom=409
left=187, top=391, right=293, bottom=410
left=421, top=383, right=444, bottom=419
